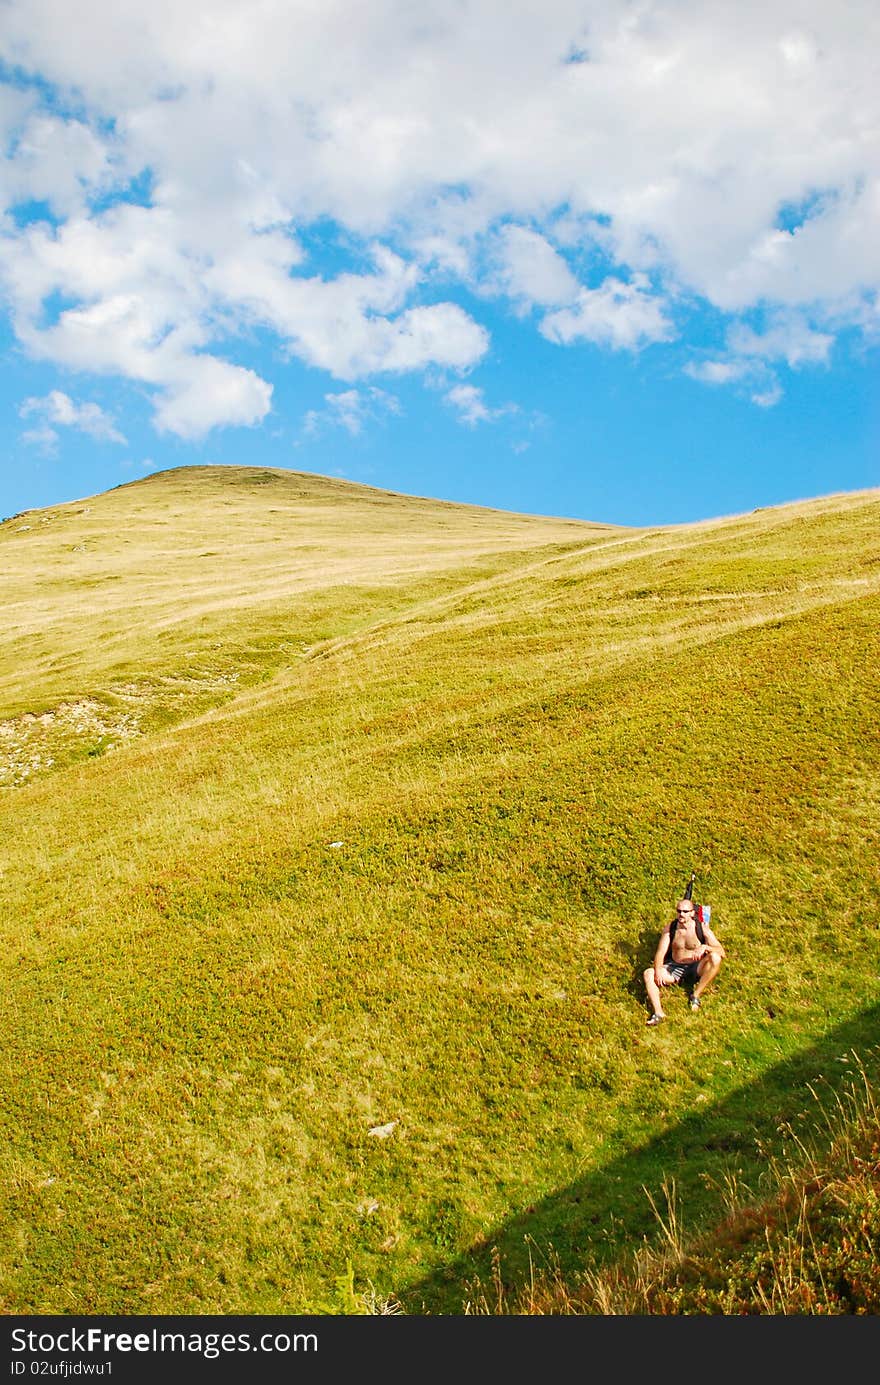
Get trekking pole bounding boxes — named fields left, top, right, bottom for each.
left=683, top=871, right=696, bottom=901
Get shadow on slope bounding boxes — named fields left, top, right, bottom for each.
left=400, top=1003, right=880, bottom=1313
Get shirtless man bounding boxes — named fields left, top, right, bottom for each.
left=644, top=899, right=726, bottom=1026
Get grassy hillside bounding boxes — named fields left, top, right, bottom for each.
left=1, top=465, right=878, bottom=1314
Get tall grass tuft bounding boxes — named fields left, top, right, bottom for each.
left=470, top=1053, right=880, bottom=1314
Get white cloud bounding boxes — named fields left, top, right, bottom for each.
left=683, top=360, right=750, bottom=386
left=303, top=386, right=401, bottom=438
left=684, top=307, right=834, bottom=406
left=727, top=314, right=833, bottom=368
left=3, top=214, right=274, bottom=437
left=364, top=303, right=488, bottom=377
left=0, top=0, right=878, bottom=433
left=20, top=389, right=127, bottom=442
left=0, top=202, right=486, bottom=433
left=211, top=233, right=490, bottom=379
left=486, top=225, right=578, bottom=309
left=751, top=382, right=783, bottom=408
left=152, top=357, right=273, bottom=439
left=444, top=384, right=516, bottom=427
left=271, top=278, right=488, bottom=380
left=683, top=354, right=785, bottom=408
left=21, top=422, right=59, bottom=454
left=3, top=113, right=118, bottom=218
left=541, top=276, right=673, bottom=350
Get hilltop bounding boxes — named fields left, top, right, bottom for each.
left=0, top=465, right=609, bottom=732
left=1, top=467, right=878, bottom=1314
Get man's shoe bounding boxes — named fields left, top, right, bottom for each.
left=646, top=1013, right=665, bottom=1027
left=689, top=994, right=701, bottom=1012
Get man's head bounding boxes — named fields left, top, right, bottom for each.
left=675, top=900, right=696, bottom=919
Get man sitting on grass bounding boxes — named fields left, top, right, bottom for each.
left=644, top=898, right=726, bottom=1026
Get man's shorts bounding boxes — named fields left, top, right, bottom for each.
left=666, top=960, right=701, bottom=985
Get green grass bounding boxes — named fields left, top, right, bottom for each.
left=469, top=1052, right=880, bottom=1314
left=1, top=465, right=878, bottom=1313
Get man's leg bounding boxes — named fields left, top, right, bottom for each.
left=692, top=951, right=722, bottom=1001
left=643, top=966, right=666, bottom=1020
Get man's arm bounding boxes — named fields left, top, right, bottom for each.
left=702, top=925, right=726, bottom=959
left=653, top=926, right=671, bottom=983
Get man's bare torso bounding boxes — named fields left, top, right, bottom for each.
left=669, top=919, right=703, bottom=962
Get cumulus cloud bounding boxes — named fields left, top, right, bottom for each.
left=0, top=0, right=878, bottom=437
left=1, top=194, right=486, bottom=431
left=541, top=276, right=673, bottom=350
left=727, top=314, right=834, bottom=368
left=227, top=241, right=489, bottom=380
left=13, top=286, right=274, bottom=439
left=485, top=225, right=578, bottom=309
left=684, top=308, right=833, bottom=407
left=3, top=112, right=119, bottom=218
left=683, top=360, right=751, bottom=387
left=751, top=382, right=784, bottom=408
left=444, top=383, right=517, bottom=427
left=302, top=386, right=401, bottom=438
left=152, top=357, right=273, bottom=439
left=20, top=389, right=127, bottom=443
left=684, top=354, right=785, bottom=408
left=20, top=422, right=59, bottom=454
left=1, top=207, right=275, bottom=438
left=282, top=291, right=488, bottom=380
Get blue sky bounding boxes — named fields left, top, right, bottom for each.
left=1, top=1, right=877, bottom=527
